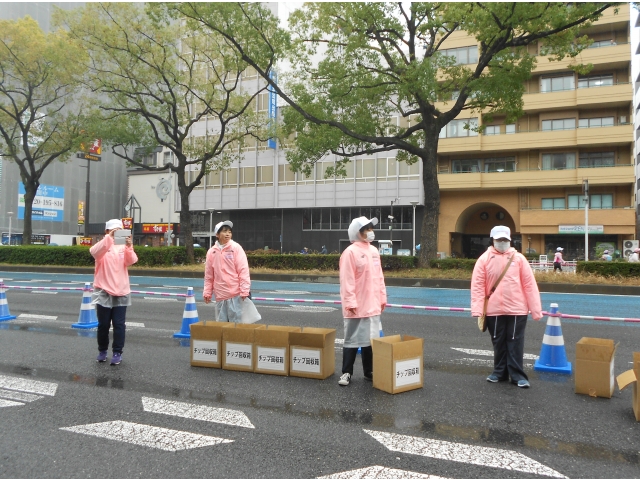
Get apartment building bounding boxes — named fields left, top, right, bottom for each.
left=437, top=4, right=633, bottom=260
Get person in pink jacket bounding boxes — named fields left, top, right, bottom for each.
left=338, top=216, right=387, bottom=386
left=90, top=219, right=138, bottom=365
left=471, top=225, right=542, bottom=388
left=203, top=221, right=251, bottom=322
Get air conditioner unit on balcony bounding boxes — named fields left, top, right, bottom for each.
left=623, top=239, right=639, bottom=257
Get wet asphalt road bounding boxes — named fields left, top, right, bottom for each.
left=0, top=272, right=640, bottom=478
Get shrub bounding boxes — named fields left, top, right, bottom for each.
left=576, top=261, right=640, bottom=278
left=428, top=258, right=477, bottom=271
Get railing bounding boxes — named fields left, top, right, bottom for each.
left=529, top=260, right=577, bottom=273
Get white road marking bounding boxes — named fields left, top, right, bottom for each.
left=143, top=297, right=178, bottom=302
left=364, top=429, right=567, bottom=479
left=14, top=279, right=51, bottom=283
left=30, top=291, right=57, bottom=295
left=259, top=290, right=312, bottom=295
left=0, top=375, right=58, bottom=396
left=60, top=420, right=232, bottom=452
left=287, top=305, right=337, bottom=313
left=451, top=348, right=539, bottom=360
left=17, top=314, right=58, bottom=321
left=0, top=399, right=24, bottom=407
left=0, top=388, right=44, bottom=402
left=127, top=322, right=145, bottom=328
left=452, top=358, right=534, bottom=368
left=142, top=397, right=254, bottom=428
left=161, top=285, right=185, bottom=289
left=335, top=338, right=344, bottom=345
left=318, top=465, right=444, bottom=479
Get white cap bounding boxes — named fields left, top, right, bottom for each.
left=603, top=250, right=609, bottom=254
left=557, top=247, right=563, bottom=251
left=348, top=216, right=378, bottom=242
left=214, top=220, right=233, bottom=235
left=105, top=219, right=123, bottom=230
left=489, top=225, right=511, bottom=241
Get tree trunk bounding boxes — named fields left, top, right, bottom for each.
left=178, top=180, right=195, bottom=264
left=418, top=127, right=441, bottom=268
left=21, top=180, right=38, bottom=245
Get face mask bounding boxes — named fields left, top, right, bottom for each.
left=365, top=231, right=375, bottom=243
left=493, top=241, right=510, bottom=253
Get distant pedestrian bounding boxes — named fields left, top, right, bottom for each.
left=320, top=245, right=328, bottom=254
left=629, top=248, right=640, bottom=263
left=300, top=247, right=309, bottom=254
left=90, top=219, right=138, bottom=365
left=471, top=225, right=542, bottom=388
left=203, top=221, right=251, bottom=322
left=338, top=216, right=387, bottom=386
left=601, top=250, right=612, bottom=261
left=553, top=247, right=566, bottom=272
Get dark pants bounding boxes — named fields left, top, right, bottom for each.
left=486, top=315, right=528, bottom=383
left=96, top=305, right=127, bottom=354
left=553, top=262, right=562, bottom=272
left=342, top=346, right=372, bottom=376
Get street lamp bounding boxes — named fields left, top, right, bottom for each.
left=208, top=208, right=215, bottom=248
left=389, top=198, right=398, bottom=254
left=410, top=201, right=418, bottom=256
left=6, top=212, right=13, bottom=246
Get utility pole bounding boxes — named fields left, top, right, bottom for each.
left=583, top=179, right=589, bottom=261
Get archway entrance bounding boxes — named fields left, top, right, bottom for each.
left=452, top=203, right=519, bottom=258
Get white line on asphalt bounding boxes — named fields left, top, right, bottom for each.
left=335, top=338, right=344, bottom=345
left=17, top=314, right=58, bottom=321
left=0, top=375, right=58, bottom=396
left=0, top=388, right=44, bottom=402
left=30, top=291, right=57, bottom=295
left=364, top=429, right=567, bottom=479
left=452, top=358, right=533, bottom=368
left=161, top=285, right=185, bottom=289
left=127, top=322, right=145, bottom=328
left=318, top=465, right=445, bottom=479
left=143, top=297, right=178, bottom=302
left=0, top=399, right=24, bottom=408
left=60, top=420, right=233, bottom=451
left=142, top=397, right=255, bottom=428
left=259, top=290, right=312, bottom=295
left=451, top=348, right=539, bottom=360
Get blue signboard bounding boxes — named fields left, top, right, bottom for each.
left=18, top=183, right=65, bottom=222
left=267, top=69, right=278, bottom=149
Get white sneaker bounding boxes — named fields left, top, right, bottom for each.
left=338, top=373, right=351, bottom=386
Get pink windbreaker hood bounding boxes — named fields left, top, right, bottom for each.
left=471, top=246, right=542, bottom=320
left=90, top=234, right=138, bottom=296
left=339, top=241, right=387, bottom=318
left=203, top=239, right=251, bottom=301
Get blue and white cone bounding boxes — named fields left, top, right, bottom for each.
left=173, top=287, right=199, bottom=339
left=0, top=279, right=16, bottom=322
left=534, top=303, right=572, bottom=374
left=72, top=282, right=99, bottom=329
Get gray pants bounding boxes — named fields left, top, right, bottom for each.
left=486, top=315, right=528, bottom=383
left=215, top=295, right=243, bottom=322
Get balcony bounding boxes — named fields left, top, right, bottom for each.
left=534, top=42, right=629, bottom=74
left=438, top=164, right=634, bottom=190
left=523, top=83, right=632, bottom=111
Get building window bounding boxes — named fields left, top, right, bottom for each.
left=541, top=118, right=576, bottom=131
left=579, top=151, right=614, bottom=168
left=222, top=168, right=238, bottom=187
left=355, top=158, right=375, bottom=182
left=278, top=164, right=296, bottom=185
left=484, top=157, right=516, bottom=173
left=376, top=157, right=397, bottom=180
left=257, top=92, right=269, bottom=112
left=587, top=39, right=617, bottom=48
left=207, top=169, right=221, bottom=189
left=578, top=74, right=613, bottom=89
left=590, top=194, right=613, bottom=209
left=239, top=166, right=255, bottom=187
left=163, top=151, right=173, bottom=165
left=542, top=198, right=566, bottom=210
left=567, top=194, right=587, bottom=209
left=257, top=165, right=273, bottom=186
left=440, top=118, right=478, bottom=138
left=578, top=117, right=614, bottom=128
left=452, top=159, right=481, bottom=173
left=505, top=124, right=516, bottom=134
left=442, top=45, right=478, bottom=65
left=398, top=160, right=420, bottom=179
left=484, top=125, right=500, bottom=135
left=542, top=153, right=575, bottom=170
left=540, top=75, right=574, bottom=93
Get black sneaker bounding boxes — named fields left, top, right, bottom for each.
left=364, top=372, right=373, bottom=381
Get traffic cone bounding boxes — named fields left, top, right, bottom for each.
left=72, top=283, right=99, bottom=329
left=534, top=303, right=572, bottom=374
left=173, top=287, right=199, bottom=339
left=0, top=279, right=16, bottom=322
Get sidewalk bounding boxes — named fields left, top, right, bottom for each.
left=1, top=264, right=639, bottom=296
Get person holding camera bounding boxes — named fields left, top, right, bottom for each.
left=90, top=219, right=138, bottom=365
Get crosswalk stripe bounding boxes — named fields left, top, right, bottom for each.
left=0, top=399, right=24, bottom=408
left=364, top=429, right=566, bottom=479
left=0, top=388, right=44, bottom=402
left=60, top=420, right=233, bottom=452
left=142, top=397, right=255, bottom=429
left=318, top=466, right=445, bottom=479
left=127, top=322, right=145, bottom=328
left=0, top=375, right=58, bottom=396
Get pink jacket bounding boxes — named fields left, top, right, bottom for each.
left=340, top=241, right=387, bottom=318
left=90, top=235, right=138, bottom=296
left=554, top=252, right=564, bottom=264
left=203, top=240, right=251, bottom=301
left=471, top=246, right=542, bottom=320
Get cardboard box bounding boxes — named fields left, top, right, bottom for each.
left=289, top=327, right=336, bottom=380
left=575, top=337, right=618, bottom=398
left=222, top=323, right=266, bottom=372
left=617, top=352, right=640, bottom=421
left=372, top=335, right=424, bottom=394
left=189, top=321, right=235, bottom=368
left=254, top=325, right=302, bottom=376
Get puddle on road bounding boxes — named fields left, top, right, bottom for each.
left=0, top=361, right=637, bottom=466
